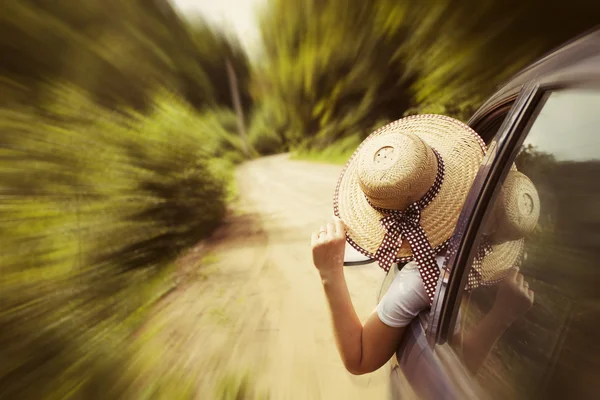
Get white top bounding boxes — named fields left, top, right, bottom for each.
left=376, top=255, right=461, bottom=332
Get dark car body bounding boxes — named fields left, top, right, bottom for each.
left=379, top=29, right=600, bottom=400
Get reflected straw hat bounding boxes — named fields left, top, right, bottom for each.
left=467, top=169, right=541, bottom=290
left=334, top=114, right=486, bottom=303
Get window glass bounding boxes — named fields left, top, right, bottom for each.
left=471, top=100, right=515, bottom=145
left=450, top=89, right=600, bottom=400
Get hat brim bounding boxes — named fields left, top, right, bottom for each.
left=334, top=114, right=486, bottom=262
left=479, top=239, right=525, bottom=285
left=474, top=166, right=538, bottom=286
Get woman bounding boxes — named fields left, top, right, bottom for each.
left=310, top=115, right=537, bottom=376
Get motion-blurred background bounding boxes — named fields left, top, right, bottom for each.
left=0, top=1, right=599, bottom=399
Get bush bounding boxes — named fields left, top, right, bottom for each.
left=0, top=85, right=233, bottom=398
left=197, top=107, right=255, bottom=162
left=292, top=133, right=362, bottom=165
left=254, top=0, right=600, bottom=154
left=248, top=100, right=288, bottom=155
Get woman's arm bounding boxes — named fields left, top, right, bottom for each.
left=312, top=216, right=405, bottom=375
left=455, top=267, right=534, bottom=374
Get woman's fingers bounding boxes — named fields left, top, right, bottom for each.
left=516, top=272, right=524, bottom=286
left=319, top=226, right=327, bottom=238
left=326, top=221, right=335, bottom=236
left=312, top=217, right=346, bottom=245
left=332, top=215, right=346, bottom=237
left=507, top=266, right=519, bottom=281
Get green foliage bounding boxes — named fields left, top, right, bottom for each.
left=0, top=0, right=256, bottom=394
left=252, top=0, right=413, bottom=152
left=0, top=1, right=255, bottom=398
left=187, top=22, right=254, bottom=113
left=291, top=134, right=362, bottom=165
left=252, top=0, right=600, bottom=156
left=215, top=370, right=269, bottom=400
left=384, top=0, right=600, bottom=120
left=248, top=99, right=289, bottom=155
left=0, top=1, right=252, bottom=113
left=0, top=85, right=237, bottom=399
left=3, top=0, right=600, bottom=397
left=197, top=107, right=256, bottom=163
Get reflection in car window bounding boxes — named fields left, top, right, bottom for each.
left=525, top=90, right=599, bottom=161
left=471, top=100, right=514, bottom=145
left=450, top=89, right=600, bottom=400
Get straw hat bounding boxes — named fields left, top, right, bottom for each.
left=334, top=114, right=486, bottom=301
left=467, top=169, right=541, bottom=289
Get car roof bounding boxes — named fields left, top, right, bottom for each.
left=470, top=28, right=600, bottom=123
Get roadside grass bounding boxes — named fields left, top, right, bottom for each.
left=215, top=370, right=269, bottom=400
left=201, top=252, right=221, bottom=265
left=290, top=135, right=361, bottom=165
left=117, top=235, right=271, bottom=400
left=129, top=368, right=268, bottom=400
left=290, top=150, right=353, bottom=165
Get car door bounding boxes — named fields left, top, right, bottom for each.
left=391, top=30, right=600, bottom=400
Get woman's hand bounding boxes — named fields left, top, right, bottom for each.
left=491, top=267, right=534, bottom=324
left=458, top=267, right=534, bottom=374
left=311, top=216, right=346, bottom=281
left=311, top=215, right=405, bottom=375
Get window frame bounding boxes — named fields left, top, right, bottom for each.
left=431, top=77, right=600, bottom=346
left=426, top=81, right=540, bottom=345
left=389, top=31, right=600, bottom=400
left=469, top=94, right=519, bottom=144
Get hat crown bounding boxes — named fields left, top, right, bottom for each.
left=490, top=171, right=540, bottom=242
left=357, top=131, right=438, bottom=210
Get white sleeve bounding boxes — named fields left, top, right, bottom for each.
left=376, top=261, right=430, bottom=328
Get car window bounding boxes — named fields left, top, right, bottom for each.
left=470, top=98, right=516, bottom=145
left=449, top=88, right=600, bottom=400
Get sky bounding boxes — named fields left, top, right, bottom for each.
left=524, top=89, right=600, bottom=162
left=169, top=0, right=266, bottom=57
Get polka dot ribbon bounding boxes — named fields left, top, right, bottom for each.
left=466, top=236, right=493, bottom=291
left=466, top=237, right=526, bottom=291
left=366, top=149, right=445, bottom=304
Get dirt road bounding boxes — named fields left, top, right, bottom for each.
left=134, top=154, right=391, bottom=399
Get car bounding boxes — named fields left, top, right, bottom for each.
left=344, top=28, right=600, bottom=399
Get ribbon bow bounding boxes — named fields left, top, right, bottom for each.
left=375, top=204, right=421, bottom=267
left=466, top=236, right=493, bottom=291
left=375, top=203, right=439, bottom=302
left=381, top=203, right=421, bottom=232
left=370, top=149, right=445, bottom=304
